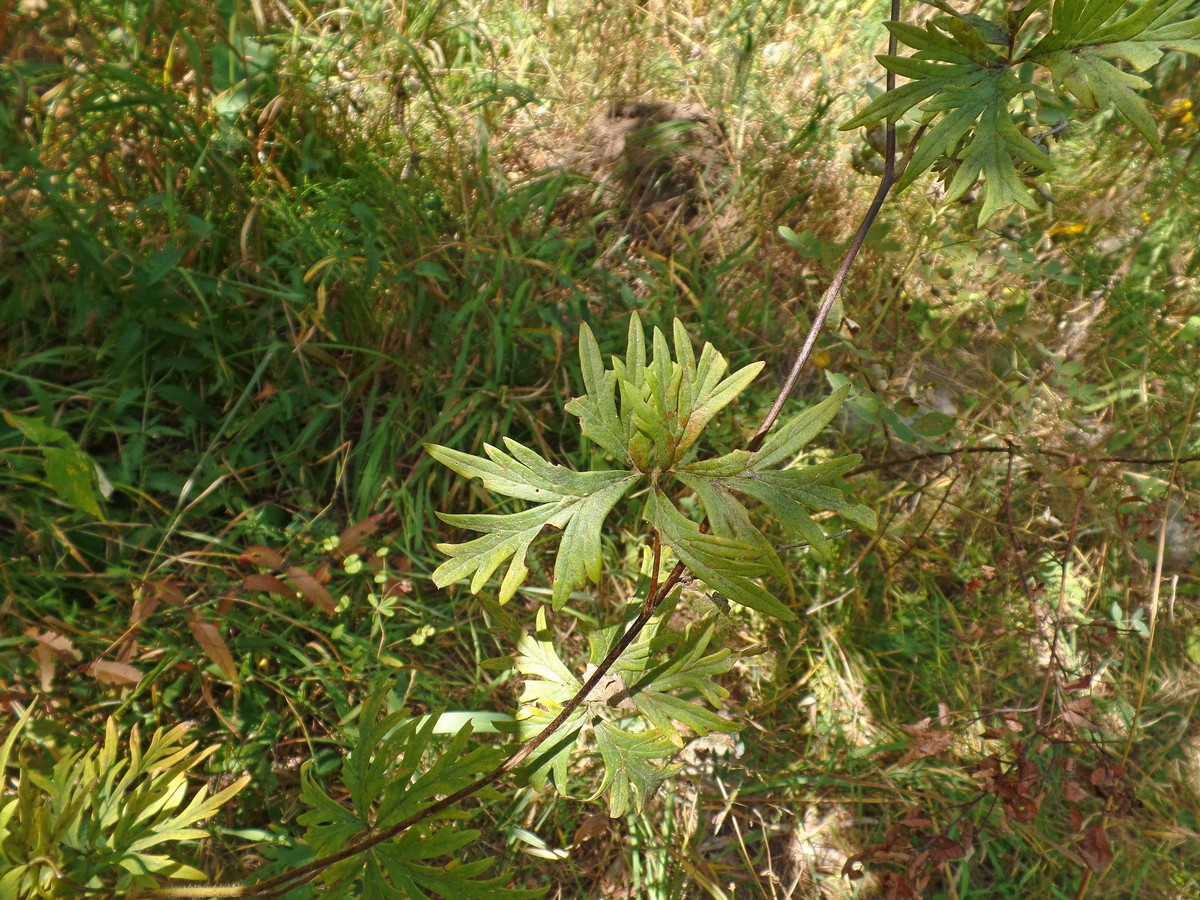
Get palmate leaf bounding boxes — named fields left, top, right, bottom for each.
left=299, top=687, right=541, bottom=899
left=749, top=384, right=852, bottom=470
left=841, top=20, right=996, bottom=130
left=513, top=607, right=589, bottom=794
left=1028, top=0, right=1200, bottom=155
left=620, top=625, right=736, bottom=746
left=567, top=313, right=763, bottom=473
left=587, top=610, right=737, bottom=745
left=941, top=80, right=1053, bottom=224
left=514, top=606, right=736, bottom=809
left=1044, top=48, right=1160, bottom=149
left=567, top=322, right=633, bottom=464
left=668, top=319, right=766, bottom=460
left=1030, top=0, right=1200, bottom=56
left=677, top=384, right=873, bottom=562
left=594, top=723, right=682, bottom=818
left=650, top=487, right=794, bottom=620
left=842, top=0, right=1200, bottom=221
left=844, top=20, right=1053, bottom=223
left=427, top=439, right=638, bottom=606
left=372, top=840, right=545, bottom=900
left=0, top=716, right=249, bottom=895
left=301, top=771, right=542, bottom=900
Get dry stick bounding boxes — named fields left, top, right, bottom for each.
left=188, top=10, right=907, bottom=900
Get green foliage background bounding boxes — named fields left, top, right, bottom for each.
left=2, top=0, right=1200, bottom=896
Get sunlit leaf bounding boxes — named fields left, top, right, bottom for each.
left=594, top=723, right=681, bottom=817
left=429, top=440, right=638, bottom=606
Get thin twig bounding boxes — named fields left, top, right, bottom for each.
left=748, top=0, right=899, bottom=451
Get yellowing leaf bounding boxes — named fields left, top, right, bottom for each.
left=43, top=446, right=103, bottom=517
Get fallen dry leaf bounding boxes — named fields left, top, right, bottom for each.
left=285, top=566, right=337, bottom=614
left=27, top=628, right=81, bottom=661
left=1076, top=821, right=1113, bottom=873
left=573, top=813, right=611, bottom=846
left=337, top=515, right=384, bottom=558
left=896, top=718, right=954, bottom=767
left=242, top=573, right=293, bottom=597
left=239, top=544, right=286, bottom=569
left=91, top=660, right=143, bottom=686
left=187, top=613, right=239, bottom=682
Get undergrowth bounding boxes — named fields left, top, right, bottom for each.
left=2, top=0, right=1200, bottom=897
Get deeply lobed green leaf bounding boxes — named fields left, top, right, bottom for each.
left=841, top=0, right=1200, bottom=220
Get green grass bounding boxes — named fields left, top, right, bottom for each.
left=3, top=0, right=1200, bottom=896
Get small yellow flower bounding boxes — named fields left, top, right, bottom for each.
left=1047, top=222, right=1086, bottom=237
left=1167, top=98, right=1194, bottom=117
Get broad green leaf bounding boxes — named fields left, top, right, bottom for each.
left=3, top=411, right=71, bottom=445
left=675, top=473, right=788, bottom=585
left=624, top=625, right=736, bottom=745
left=514, top=609, right=588, bottom=793
left=942, top=82, right=1051, bottom=223
left=912, top=410, right=957, bottom=437
left=680, top=448, right=753, bottom=477
left=1028, top=0, right=1200, bottom=143
left=43, top=446, right=103, bottom=517
left=1044, top=48, right=1161, bottom=151
left=677, top=359, right=765, bottom=458
left=567, top=323, right=632, bottom=464
left=844, top=0, right=1200, bottom=218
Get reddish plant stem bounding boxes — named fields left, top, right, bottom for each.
left=748, top=6, right=899, bottom=449
left=246, top=561, right=690, bottom=898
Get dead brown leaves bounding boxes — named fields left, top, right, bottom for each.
left=21, top=513, right=401, bottom=698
